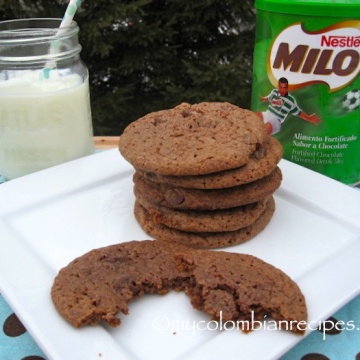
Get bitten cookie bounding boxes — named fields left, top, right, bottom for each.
left=175, top=247, right=307, bottom=335
left=51, top=240, right=307, bottom=335
left=51, top=240, right=188, bottom=328
left=134, top=197, right=276, bottom=249
left=118, top=102, right=267, bottom=176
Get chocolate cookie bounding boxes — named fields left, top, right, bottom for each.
left=134, top=197, right=276, bottom=249
left=51, top=240, right=307, bottom=335
left=175, top=248, right=307, bottom=335
left=133, top=167, right=282, bottom=210
left=138, top=136, right=284, bottom=189
left=51, top=240, right=189, bottom=328
left=135, top=186, right=270, bottom=232
left=118, top=102, right=267, bottom=176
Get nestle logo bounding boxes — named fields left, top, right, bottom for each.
left=321, top=35, right=360, bottom=48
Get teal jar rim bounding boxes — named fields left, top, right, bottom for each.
left=255, top=0, right=360, bottom=17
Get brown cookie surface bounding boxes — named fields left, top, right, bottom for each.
left=133, top=167, right=282, bottom=210
left=51, top=240, right=307, bottom=335
left=135, top=186, right=270, bottom=232
left=134, top=197, right=276, bottom=249
left=51, top=240, right=189, bottom=328
left=175, top=248, right=307, bottom=335
left=138, top=135, right=283, bottom=189
left=118, top=102, right=267, bottom=176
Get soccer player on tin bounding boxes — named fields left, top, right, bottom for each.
left=256, top=77, right=321, bottom=135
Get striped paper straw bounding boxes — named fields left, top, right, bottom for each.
left=60, top=0, right=82, bottom=29
left=43, top=0, right=82, bottom=78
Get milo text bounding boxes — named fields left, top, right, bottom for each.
left=269, top=21, right=360, bottom=91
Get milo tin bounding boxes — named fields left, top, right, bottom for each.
left=251, top=0, right=360, bottom=186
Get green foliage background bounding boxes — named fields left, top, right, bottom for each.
left=0, top=0, right=256, bottom=135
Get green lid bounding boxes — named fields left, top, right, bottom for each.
left=255, top=0, right=360, bottom=17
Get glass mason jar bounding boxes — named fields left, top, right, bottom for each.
left=0, top=18, right=94, bottom=181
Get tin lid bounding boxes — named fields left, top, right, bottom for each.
left=255, top=0, right=360, bottom=17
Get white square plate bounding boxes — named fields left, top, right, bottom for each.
left=0, top=150, right=360, bottom=360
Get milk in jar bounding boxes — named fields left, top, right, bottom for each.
left=0, top=18, right=94, bottom=181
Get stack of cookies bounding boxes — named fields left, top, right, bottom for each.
left=118, top=102, right=283, bottom=249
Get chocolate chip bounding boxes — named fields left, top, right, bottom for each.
left=151, top=116, right=167, bottom=126
left=164, top=188, right=185, bottom=206
left=181, top=110, right=192, bottom=118
left=250, top=141, right=266, bottom=160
